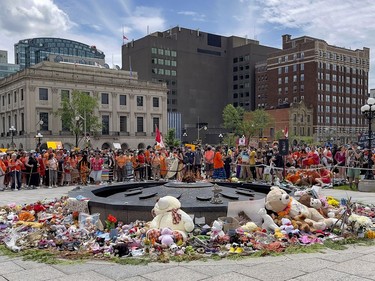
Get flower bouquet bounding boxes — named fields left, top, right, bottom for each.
left=105, top=214, right=118, bottom=230
left=348, top=214, right=373, bottom=237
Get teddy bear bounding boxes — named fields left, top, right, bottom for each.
left=265, top=186, right=336, bottom=230
left=158, top=227, right=175, bottom=247
left=210, top=220, right=225, bottom=241
left=279, top=218, right=299, bottom=236
left=149, top=196, right=194, bottom=240
left=258, top=208, right=278, bottom=232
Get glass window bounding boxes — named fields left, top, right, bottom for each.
left=39, top=112, right=48, bottom=131
left=119, top=94, right=126, bottom=105
left=153, top=97, right=159, bottom=107
left=158, top=69, right=164, bottom=75
left=61, top=90, right=69, bottom=101
left=300, top=74, right=304, bottom=81
left=171, top=51, right=177, bottom=57
left=120, top=116, right=127, bottom=132
left=137, top=96, right=143, bottom=106
left=158, top=58, right=164, bottom=65
left=171, top=60, right=177, bottom=67
left=152, top=68, right=157, bottom=74
left=293, top=64, right=297, bottom=72
left=164, top=59, right=170, bottom=66
left=137, top=117, right=143, bottom=132
left=101, top=93, right=109, bottom=104
left=151, top=58, right=157, bottom=64
left=165, top=69, right=171, bottom=75
left=151, top=47, right=157, bottom=54
left=284, top=66, right=288, bottom=73
left=39, top=88, right=48, bottom=100
left=21, top=89, right=24, bottom=101
left=285, top=77, right=288, bottom=83
left=165, top=50, right=171, bottom=56
left=102, top=115, right=109, bottom=135
left=158, top=48, right=164, bottom=55
left=153, top=118, right=159, bottom=132
left=171, top=70, right=176, bottom=76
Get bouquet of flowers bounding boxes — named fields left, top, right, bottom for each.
left=348, top=214, right=373, bottom=233
left=105, top=214, right=118, bottom=230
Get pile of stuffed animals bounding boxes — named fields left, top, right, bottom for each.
left=0, top=187, right=375, bottom=261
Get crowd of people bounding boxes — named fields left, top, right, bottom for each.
left=0, top=141, right=372, bottom=191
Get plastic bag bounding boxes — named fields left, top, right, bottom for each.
left=79, top=213, right=100, bottom=229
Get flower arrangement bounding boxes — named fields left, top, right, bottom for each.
left=348, top=214, right=373, bottom=234
left=105, top=214, right=118, bottom=230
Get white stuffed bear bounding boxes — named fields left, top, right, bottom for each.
left=265, top=186, right=336, bottom=230
left=258, top=208, right=278, bottom=232
left=150, top=196, right=194, bottom=239
left=210, top=220, right=225, bottom=241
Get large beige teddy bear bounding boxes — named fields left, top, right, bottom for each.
left=149, top=196, right=194, bottom=239
left=265, top=186, right=336, bottom=230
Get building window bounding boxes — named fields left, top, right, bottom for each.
left=278, top=78, right=282, bottom=85
left=158, top=69, right=164, bottom=75
left=284, top=66, right=288, bottom=73
left=158, top=58, right=164, bottom=65
left=165, top=50, right=171, bottom=56
left=153, top=97, right=159, bottom=107
left=171, top=70, right=176, bottom=76
left=39, top=112, right=48, bottom=131
left=158, top=48, right=164, bottom=55
left=14, top=91, right=17, bottom=103
left=171, top=51, right=177, bottom=57
left=39, top=88, right=48, bottom=100
left=301, top=63, right=304, bottom=71
left=151, top=58, right=157, bottom=64
left=136, top=117, right=144, bottom=132
left=119, top=95, right=126, bottom=106
left=102, top=115, right=109, bottom=135
left=120, top=116, right=127, bottom=132
left=165, top=59, right=170, bottom=66
left=61, top=90, right=69, bottom=101
left=137, top=96, right=143, bottom=106
left=300, top=74, right=304, bottom=81
left=153, top=117, right=159, bottom=132
left=21, top=89, right=24, bottom=101
left=285, top=77, right=288, bottom=83
left=151, top=47, right=157, bottom=54
left=101, top=93, right=109, bottom=104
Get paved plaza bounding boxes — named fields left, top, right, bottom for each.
left=1, top=185, right=375, bottom=280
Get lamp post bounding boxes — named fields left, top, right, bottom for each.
left=35, top=132, right=43, bottom=150
left=9, top=125, right=16, bottom=149
left=219, top=133, right=223, bottom=145
left=360, top=97, right=375, bottom=180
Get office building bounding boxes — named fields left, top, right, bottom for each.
left=0, top=61, right=167, bottom=150
left=14, top=38, right=106, bottom=69
left=0, top=50, right=20, bottom=79
left=256, top=34, right=370, bottom=144
left=122, top=27, right=278, bottom=143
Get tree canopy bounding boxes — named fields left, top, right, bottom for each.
left=164, top=128, right=180, bottom=148
left=56, top=90, right=101, bottom=147
left=222, top=104, right=245, bottom=135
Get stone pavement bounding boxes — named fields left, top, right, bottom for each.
left=1, top=185, right=375, bottom=280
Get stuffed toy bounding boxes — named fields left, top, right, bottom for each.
left=149, top=196, right=194, bottom=240
left=113, top=243, right=130, bottom=257
left=293, top=214, right=313, bottom=232
left=258, top=208, right=278, bottom=232
left=265, top=186, right=336, bottom=230
left=159, top=227, right=175, bottom=246
left=279, top=218, right=299, bottom=236
left=298, top=193, right=313, bottom=208
left=239, top=221, right=258, bottom=232
left=210, top=220, right=225, bottom=241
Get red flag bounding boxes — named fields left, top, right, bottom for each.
left=155, top=126, right=161, bottom=143
left=284, top=127, right=289, bottom=138
left=123, top=35, right=128, bottom=40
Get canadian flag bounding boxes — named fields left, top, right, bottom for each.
left=123, top=35, right=128, bottom=40
left=155, top=126, right=165, bottom=148
left=284, top=127, right=289, bottom=138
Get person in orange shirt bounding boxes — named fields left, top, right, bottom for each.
left=212, top=146, right=226, bottom=180
left=0, top=154, right=7, bottom=191
left=204, top=146, right=214, bottom=179
left=115, top=151, right=126, bottom=182
left=9, top=153, right=22, bottom=190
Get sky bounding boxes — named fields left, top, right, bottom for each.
left=0, top=0, right=374, bottom=88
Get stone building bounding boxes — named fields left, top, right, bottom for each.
left=0, top=61, right=167, bottom=150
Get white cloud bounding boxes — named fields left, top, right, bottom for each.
left=0, top=0, right=73, bottom=37
left=256, top=0, right=375, bottom=87
left=177, top=10, right=206, bottom=22
left=123, top=6, right=166, bottom=35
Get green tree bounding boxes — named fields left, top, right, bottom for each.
left=240, top=109, right=273, bottom=141
left=164, top=128, right=180, bottom=148
left=222, top=104, right=244, bottom=135
left=56, top=90, right=102, bottom=148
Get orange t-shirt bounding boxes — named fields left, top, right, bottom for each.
left=213, top=152, right=224, bottom=169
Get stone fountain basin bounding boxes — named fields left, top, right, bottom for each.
left=69, top=181, right=286, bottom=225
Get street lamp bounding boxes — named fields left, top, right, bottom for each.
left=219, top=133, right=223, bottom=145
left=197, top=125, right=207, bottom=143
left=360, top=97, right=375, bottom=180
left=35, top=132, right=43, bottom=150
left=9, top=125, right=16, bottom=149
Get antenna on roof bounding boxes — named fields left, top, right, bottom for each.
left=147, top=25, right=149, bottom=35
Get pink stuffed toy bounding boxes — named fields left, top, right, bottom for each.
left=159, top=227, right=174, bottom=246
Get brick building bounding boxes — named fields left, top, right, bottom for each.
left=256, top=34, right=370, bottom=144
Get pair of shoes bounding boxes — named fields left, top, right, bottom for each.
left=48, top=186, right=52, bottom=189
